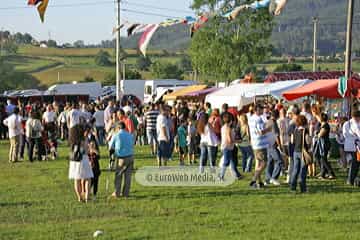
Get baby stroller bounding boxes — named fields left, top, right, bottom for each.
left=42, top=130, right=57, bottom=160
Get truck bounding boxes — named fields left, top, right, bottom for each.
left=120, top=80, right=146, bottom=102
left=144, top=79, right=196, bottom=104
left=46, top=82, right=102, bottom=100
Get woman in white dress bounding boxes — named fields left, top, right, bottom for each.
left=69, top=126, right=94, bottom=202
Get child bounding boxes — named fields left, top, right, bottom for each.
left=177, top=119, right=187, bottom=166
left=88, top=141, right=101, bottom=200
left=187, top=117, right=197, bottom=165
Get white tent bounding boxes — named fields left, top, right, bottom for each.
left=205, top=83, right=265, bottom=109
left=205, top=80, right=311, bottom=109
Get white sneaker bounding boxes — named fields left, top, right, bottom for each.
left=270, top=179, right=281, bottom=186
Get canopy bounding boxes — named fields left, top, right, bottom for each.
left=266, top=79, right=312, bottom=99
left=163, top=85, right=208, bottom=101
left=205, top=83, right=265, bottom=109
left=185, top=87, right=220, bottom=97
left=282, top=78, right=360, bottom=101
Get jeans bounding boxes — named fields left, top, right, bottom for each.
left=96, top=126, right=105, bottom=145
left=207, top=145, right=217, bottom=168
left=199, top=143, right=208, bottom=173
left=347, top=152, right=359, bottom=185
left=266, top=147, right=283, bottom=182
left=19, top=134, right=27, bottom=159
left=28, top=137, right=42, bottom=162
left=239, top=145, right=254, bottom=172
left=220, top=148, right=241, bottom=179
left=290, top=151, right=307, bottom=192
left=318, top=152, right=335, bottom=178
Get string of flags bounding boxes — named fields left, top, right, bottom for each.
left=120, top=0, right=288, bottom=56
left=26, top=0, right=288, bottom=56
left=28, top=0, right=49, bottom=23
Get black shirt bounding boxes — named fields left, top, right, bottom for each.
left=294, top=128, right=309, bottom=152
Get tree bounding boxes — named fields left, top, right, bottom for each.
left=189, top=1, right=274, bottom=81
left=103, top=68, right=142, bottom=85
left=273, top=63, right=304, bottom=72
left=178, top=55, right=192, bottom=72
left=137, top=56, right=152, bottom=71
left=2, top=40, right=18, bottom=54
left=23, top=33, right=33, bottom=44
left=150, top=61, right=184, bottom=79
left=73, top=40, right=85, bottom=48
left=47, top=40, right=57, bottom=48
left=0, top=59, right=40, bottom=92
left=95, top=50, right=112, bottom=66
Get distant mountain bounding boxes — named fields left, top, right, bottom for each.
left=121, top=0, right=360, bottom=56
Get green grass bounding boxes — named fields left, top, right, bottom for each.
left=0, top=140, right=360, bottom=239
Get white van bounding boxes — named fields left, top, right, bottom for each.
left=144, top=79, right=196, bottom=104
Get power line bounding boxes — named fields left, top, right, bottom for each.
left=122, top=1, right=193, bottom=14
left=121, top=8, right=183, bottom=19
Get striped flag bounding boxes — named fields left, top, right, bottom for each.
left=138, top=24, right=160, bottom=56
left=28, top=0, right=49, bottom=22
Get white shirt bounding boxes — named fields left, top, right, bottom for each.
left=104, top=106, right=113, bottom=130
left=343, top=119, right=360, bottom=152
left=205, top=125, right=220, bottom=146
left=156, top=114, right=170, bottom=142
left=3, top=114, right=22, bottom=138
left=93, top=110, right=105, bottom=127
left=42, top=111, right=56, bottom=123
left=221, top=125, right=235, bottom=150
left=67, top=109, right=81, bottom=129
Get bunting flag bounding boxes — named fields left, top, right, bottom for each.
left=28, top=0, right=49, bottom=22
left=338, top=76, right=348, bottom=98
left=127, top=23, right=141, bottom=36
left=138, top=24, right=160, bottom=56
left=190, top=15, right=209, bottom=38
left=223, top=0, right=288, bottom=20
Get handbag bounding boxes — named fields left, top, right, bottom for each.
left=302, top=129, right=313, bottom=165
left=70, top=144, right=83, bottom=162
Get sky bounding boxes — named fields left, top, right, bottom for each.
left=0, top=0, right=194, bottom=44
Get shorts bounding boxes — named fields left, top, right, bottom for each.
left=188, top=142, right=196, bottom=155
left=158, top=140, right=171, bottom=159
left=254, top=148, right=268, bottom=162
left=147, top=129, right=157, bottom=145
left=179, top=146, right=188, bottom=155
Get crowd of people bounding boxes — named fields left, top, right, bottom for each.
left=2, top=96, right=360, bottom=202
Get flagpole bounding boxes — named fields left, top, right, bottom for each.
left=116, top=0, right=122, bottom=101
left=345, top=0, right=354, bottom=114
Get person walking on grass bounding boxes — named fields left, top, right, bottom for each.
left=219, top=112, right=241, bottom=180
left=68, top=126, right=94, bottom=203
left=290, top=115, right=310, bottom=193
left=88, top=141, right=101, bottom=200
left=237, top=114, right=254, bottom=173
left=249, top=104, right=272, bottom=189
left=3, top=107, right=22, bottom=163
left=145, top=104, right=159, bottom=156
left=110, top=122, right=134, bottom=198
left=177, top=118, right=187, bottom=166
left=343, top=110, right=360, bottom=186
left=156, top=106, right=171, bottom=167
left=187, top=117, right=197, bottom=165
left=26, top=111, right=43, bottom=162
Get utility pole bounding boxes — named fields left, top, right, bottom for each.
left=312, top=17, right=318, bottom=72
left=345, top=0, right=354, bottom=80
left=116, top=0, right=121, bottom=101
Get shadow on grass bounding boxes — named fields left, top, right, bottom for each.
left=0, top=201, right=33, bottom=208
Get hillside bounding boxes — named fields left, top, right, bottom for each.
left=121, top=0, right=360, bottom=56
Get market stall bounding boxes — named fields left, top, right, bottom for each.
left=163, top=85, right=208, bottom=102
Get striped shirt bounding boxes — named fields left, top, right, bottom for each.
left=249, top=114, right=269, bottom=150
left=145, top=110, right=159, bottom=131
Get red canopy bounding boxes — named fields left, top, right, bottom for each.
left=282, top=78, right=360, bottom=101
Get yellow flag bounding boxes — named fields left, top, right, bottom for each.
left=37, top=0, right=49, bottom=23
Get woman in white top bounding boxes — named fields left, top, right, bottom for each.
left=26, top=111, right=43, bottom=162
left=197, top=114, right=213, bottom=173
left=219, top=112, right=241, bottom=180
left=68, top=126, right=94, bottom=202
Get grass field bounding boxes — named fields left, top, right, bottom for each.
left=1, top=140, right=360, bottom=240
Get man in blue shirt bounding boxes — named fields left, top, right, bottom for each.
left=110, top=122, right=134, bottom=198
